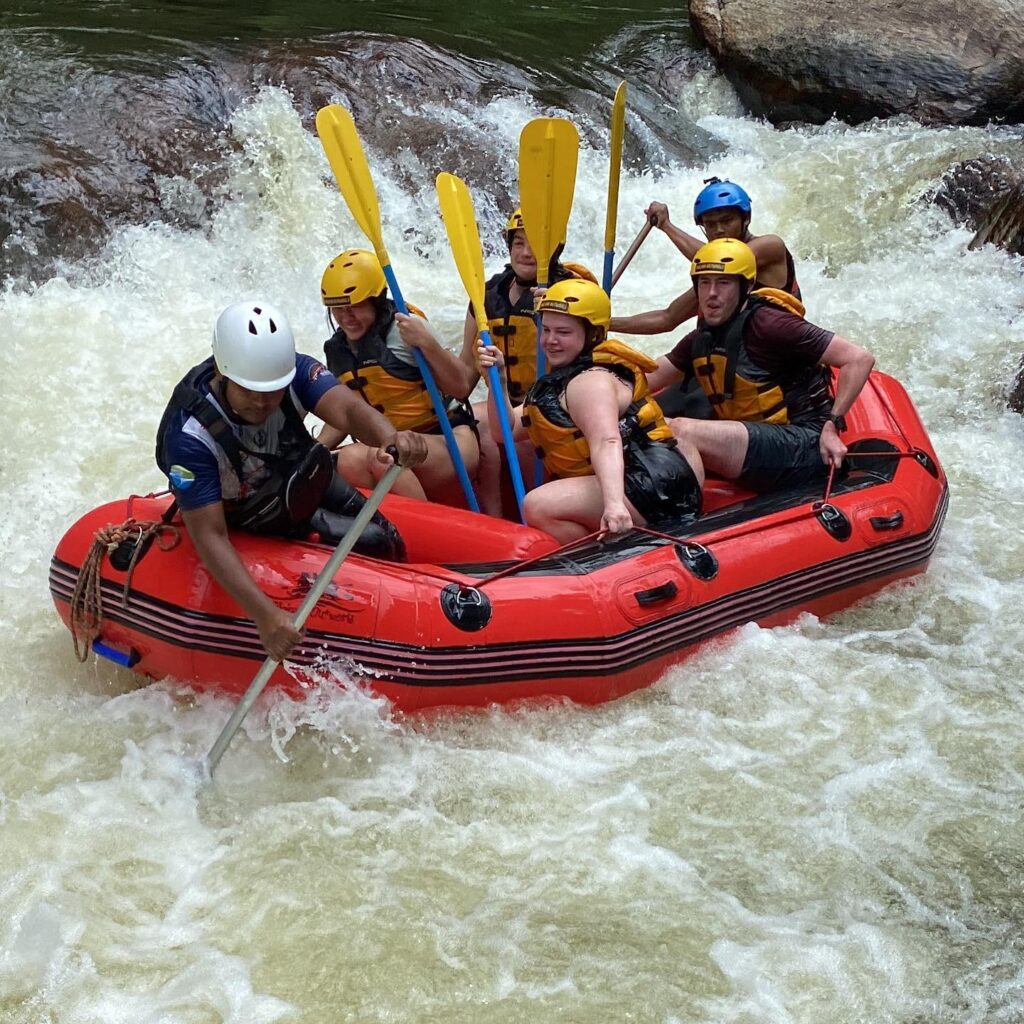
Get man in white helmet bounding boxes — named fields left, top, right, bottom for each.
left=156, top=301, right=427, bottom=661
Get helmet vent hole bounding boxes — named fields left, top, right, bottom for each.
left=268, top=318, right=277, bottom=333
left=247, top=320, right=257, bottom=335
left=252, top=306, right=262, bottom=314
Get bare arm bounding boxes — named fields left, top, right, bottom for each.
left=396, top=314, right=474, bottom=399
left=182, top=503, right=301, bottom=660
left=478, top=344, right=528, bottom=445
left=312, top=384, right=428, bottom=467
left=454, top=308, right=484, bottom=397
left=746, top=233, right=790, bottom=290
left=565, top=370, right=633, bottom=533
left=646, top=202, right=705, bottom=260
left=646, top=354, right=686, bottom=395
left=818, top=334, right=876, bottom=467
left=610, top=289, right=698, bottom=336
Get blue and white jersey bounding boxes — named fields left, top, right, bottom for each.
left=161, top=354, right=338, bottom=511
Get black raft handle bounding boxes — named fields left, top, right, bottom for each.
left=634, top=581, right=678, bottom=607
left=869, top=512, right=904, bottom=532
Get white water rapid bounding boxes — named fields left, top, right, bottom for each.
left=2, top=68, right=1023, bottom=1023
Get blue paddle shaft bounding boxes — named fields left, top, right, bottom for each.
left=380, top=263, right=480, bottom=513
left=480, top=328, right=526, bottom=523
left=602, top=249, right=615, bottom=294
left=534, top=308, right=546, bottom=489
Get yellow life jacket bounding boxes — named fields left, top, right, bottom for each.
left=690, top=292, right=830, bottom=425
left=324, top=301, right=452, bottom=432
left=522, top=338, right=675, bottom=479
left=751, top=286, right=806, bottom=317
left=483, top=262, right=599, bottom=403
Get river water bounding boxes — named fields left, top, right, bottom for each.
left=2, top=3, right=1024, bottom=1022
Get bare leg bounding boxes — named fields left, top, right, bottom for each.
left=337, top=443, right=425, bottom=499
left=674, top=436, right=705, bottom=488
left=471, top=401, right=504, bottom=517
left=524, top=477, right=644, bottom=544
left=407, top=426, right=481, bottom=507
left=670, top=417, right=748, bottom=479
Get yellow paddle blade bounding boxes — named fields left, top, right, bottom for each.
left=436, top=172, right=489, bottom=333
left=518, top=117, right=579, bottom=286
left=604, top=81, right=627, bottom=253
left=315, top=104, right=390, bottom=267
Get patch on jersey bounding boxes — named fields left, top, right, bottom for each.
left=309, top=360, right=331, bottom=381
left=168, top=465, right=195, bottom=490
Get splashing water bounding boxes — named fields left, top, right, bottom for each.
left=2, top=26, right=1024, bottom=1024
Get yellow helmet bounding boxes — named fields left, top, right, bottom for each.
left=690, top=238, right=757, bottom=282
left=505, top=208, right=526, bottom=248
left=536, top=278, right=611, bottom=330
left=320, top=249, right=387, bottom=307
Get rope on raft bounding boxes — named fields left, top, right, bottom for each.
left=68, top=518, right=180, bottom=662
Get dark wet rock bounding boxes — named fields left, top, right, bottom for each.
left=1010, top=359, right=1024, bottom=414
left=928, top=155, right=1024, bottom=414
left=688, top=0, right=1024, bottom=127
left=931, top=155, right=1024, bottom=255
left=1, top=30, right=720, bottom=284
left=0, top=38, right=243, bottom=282
left=931, top=156, right=1024, bottom=417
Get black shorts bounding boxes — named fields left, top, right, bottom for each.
left=624, top=442, right=702, bottom=524
left=655, top=377, right=713, bottom=420
left=422, top=401, right=478, bottom=436
left=738, top=421, right=828, bottom=492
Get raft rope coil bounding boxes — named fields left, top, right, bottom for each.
left=69, top=517, right=180, bottom=662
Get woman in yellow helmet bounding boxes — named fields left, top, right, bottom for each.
left=448, top=209, right=598, bottom=517
left=479, top=278, right=703, bottom=542
left=318, top=248, right=480, bottom=505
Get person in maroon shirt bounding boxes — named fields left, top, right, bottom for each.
left=645, top=239, right=875, bottom=492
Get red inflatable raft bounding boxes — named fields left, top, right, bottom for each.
left=50, top=371, right=947, bottom=711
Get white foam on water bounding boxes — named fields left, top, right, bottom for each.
left=2, top=67, right=1024, bottom=1022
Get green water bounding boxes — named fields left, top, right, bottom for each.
left=1, top=0, right=690, bottom=64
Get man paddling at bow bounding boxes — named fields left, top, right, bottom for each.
left=156, top=301, right=427, bottom=661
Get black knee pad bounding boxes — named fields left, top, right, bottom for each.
left=321, top=472, right=366, bottom=518
left=308, top=507, right=407, bottom=562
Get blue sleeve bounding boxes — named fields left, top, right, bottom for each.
left=293, top=354, right=339, bottom=413
left=162, top=426, right=225, bottom=511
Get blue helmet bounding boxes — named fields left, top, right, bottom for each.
left=693, top=178, right=752, bottom=223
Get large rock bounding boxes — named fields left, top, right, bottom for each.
left=1010, top=360, right=1024, bottom=414
left=931, top=155, right=1024, bottom=255
left=929, top=156, right=1024, bottom=414
left=689, top=0, right=1024, bottom=126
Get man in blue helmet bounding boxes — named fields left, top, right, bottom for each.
left=609, top=177, right=801, bottom=337
left=610, top=177, right=803, bottom=417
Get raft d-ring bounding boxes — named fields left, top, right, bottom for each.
left=440, top=583, right=493, bottom=632
left=677, top=541, right=718, bottom=581
left=813, top=502, right=852, bottom=541
left=913, top=448, right=940, bottom=478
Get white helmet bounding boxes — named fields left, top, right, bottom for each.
left=212, top=301, right=296, bottom=392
